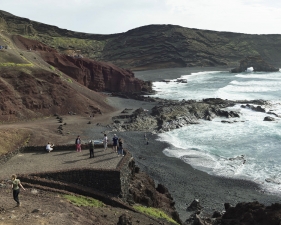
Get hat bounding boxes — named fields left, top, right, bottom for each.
left=114, top=134, right=116, bottom=136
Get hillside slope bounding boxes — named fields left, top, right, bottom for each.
left=1, top=10, right=281, bottom=70
left=0, top=33, right=113, bottom=122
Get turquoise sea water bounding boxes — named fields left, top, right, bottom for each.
left=152, top=70, right=281, bottom=194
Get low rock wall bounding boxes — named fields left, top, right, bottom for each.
left=0, top=144, right=134, bottom=197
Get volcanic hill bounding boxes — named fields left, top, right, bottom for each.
left=1, top=10, right=281, bottom=70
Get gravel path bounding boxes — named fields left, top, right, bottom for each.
left=0, top=146, right=122, bottom=179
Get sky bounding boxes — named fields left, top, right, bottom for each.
left=1, top=0, right=281, bottom=35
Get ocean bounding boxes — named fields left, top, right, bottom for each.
left=151, top=70, right=281, bottom=194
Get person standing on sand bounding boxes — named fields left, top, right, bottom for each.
left=89, top=140, right=94, bottom=158
left=103, top=134, right=108, bottom=151
left=75, top=136, right=82, bottom=152
left=112, top=134, right=118, bottom=152
left=11, top=174, right=25, bottom=207
left=117, top=138, right=124, bottom=156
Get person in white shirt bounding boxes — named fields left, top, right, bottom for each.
left=103, top=134, right=108, bottom=151
left=46, top=142, right=54, bottom=153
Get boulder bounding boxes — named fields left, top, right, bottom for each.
left=264, top=116, right=275, bottom=121
left=187, top=199, right=203, bottom=211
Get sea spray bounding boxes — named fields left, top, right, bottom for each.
left=153, top=70, right=281, bottom=194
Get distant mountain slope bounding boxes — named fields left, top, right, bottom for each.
left=1, top=10, right=281, bottom=70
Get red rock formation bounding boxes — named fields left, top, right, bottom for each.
left=13, top=35, right=152, bottom=93
left=0, top=67, right=104, bottom=121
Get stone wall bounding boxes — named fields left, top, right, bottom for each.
left=0, top=144, right=134, bottom=198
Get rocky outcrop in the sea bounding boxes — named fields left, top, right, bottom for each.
left=112, top=98, right=269, bottom=133
left=13, top=35, right=153, bottom=93
left=241, top=104, right=266, bottom=112
left=231, top=56, right=279, bottom=73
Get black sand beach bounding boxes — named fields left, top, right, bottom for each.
left=107, top=67, right=281, bottom=221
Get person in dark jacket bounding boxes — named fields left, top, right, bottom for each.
left=89, top=140, right=94, bottom=158
left=117, top=138, right=124, bottom=156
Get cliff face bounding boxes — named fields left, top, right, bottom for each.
left=13, top=35, right=151, bottom=93
left=0, top=67, right=103, bottom=121
left=1, top=11, right=281, bottom=70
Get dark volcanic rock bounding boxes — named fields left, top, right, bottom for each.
left=128, top=172, right=181, bottom=224
left=112, top=98, right=272, bottom=133
left=221, top=202, right=281, bottom=225
left=186, top=202, right=281, bottom=225
left=241, top=104, right=266, bottom=113
left=264, top=116, right=275, bottom=121
left=231, top=56, right=279, bottom=73
left=187, top=199, right=203, bottom=211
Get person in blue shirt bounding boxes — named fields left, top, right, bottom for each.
left=112, top=134, right=118, bottom=152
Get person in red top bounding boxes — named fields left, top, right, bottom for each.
left=75, top=136, right=82, bottom=152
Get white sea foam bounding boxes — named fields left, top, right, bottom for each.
left=152, top=70, right=281, bottom=194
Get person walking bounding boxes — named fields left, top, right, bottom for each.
left=11, top=174, right=25, bottom=207
left=103, top=134, right=108, bottom=151
left=75, top=136, right=82, bottom=152
left=117, top=138, right=124, bottom=156
left=89, top=140, right=94, bottom=158
left=112, top=134, right=118, bottom=152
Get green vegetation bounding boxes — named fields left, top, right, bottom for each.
left=67, top=78, right=73, bottom=83
left=24, top=35, right=106, bottom=59
left=133, top=205, right=179, bottom=225
left=0, top=62, right=33, bottom=67
left=49, top=65, right=55, bottom=70
left=63, top=194, right=105, bottom=208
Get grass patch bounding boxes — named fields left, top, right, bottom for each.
left=49, top=65, right=55, bottom=70
left=63, top=194, right=105, bottom=208
left=0, top=129, right=30, bottom=155
left=67, top=78, right=73, bottom=83
left=133, top=205, right=179, bottom=225
left=0, top=63, right=33, bottom=67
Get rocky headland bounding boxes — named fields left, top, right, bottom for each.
left=231, top=56, right=279, bottom=73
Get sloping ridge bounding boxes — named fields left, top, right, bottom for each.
left=1, top=10, right=281, bottom=70
left=0, top=34, right=114, bottom=122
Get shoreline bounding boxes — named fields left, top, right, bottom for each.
left=117, top=131, right=281, bottom=221
left=115, top=66, right=281, bottom=221
left=134, top=66, right=231, bottom=82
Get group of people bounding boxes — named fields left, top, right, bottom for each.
left=111, top=134, right=124, bottom=156
left=12, top=133, right=125, bottom=208
left=45, top=134, right=124, bottom=157
left=86, top=134, right=124, bottom=158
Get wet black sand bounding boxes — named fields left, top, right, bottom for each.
left=117, top=67, right=281, bottom=221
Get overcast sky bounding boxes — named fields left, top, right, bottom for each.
left=1, top=0, right=280, bottom=35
